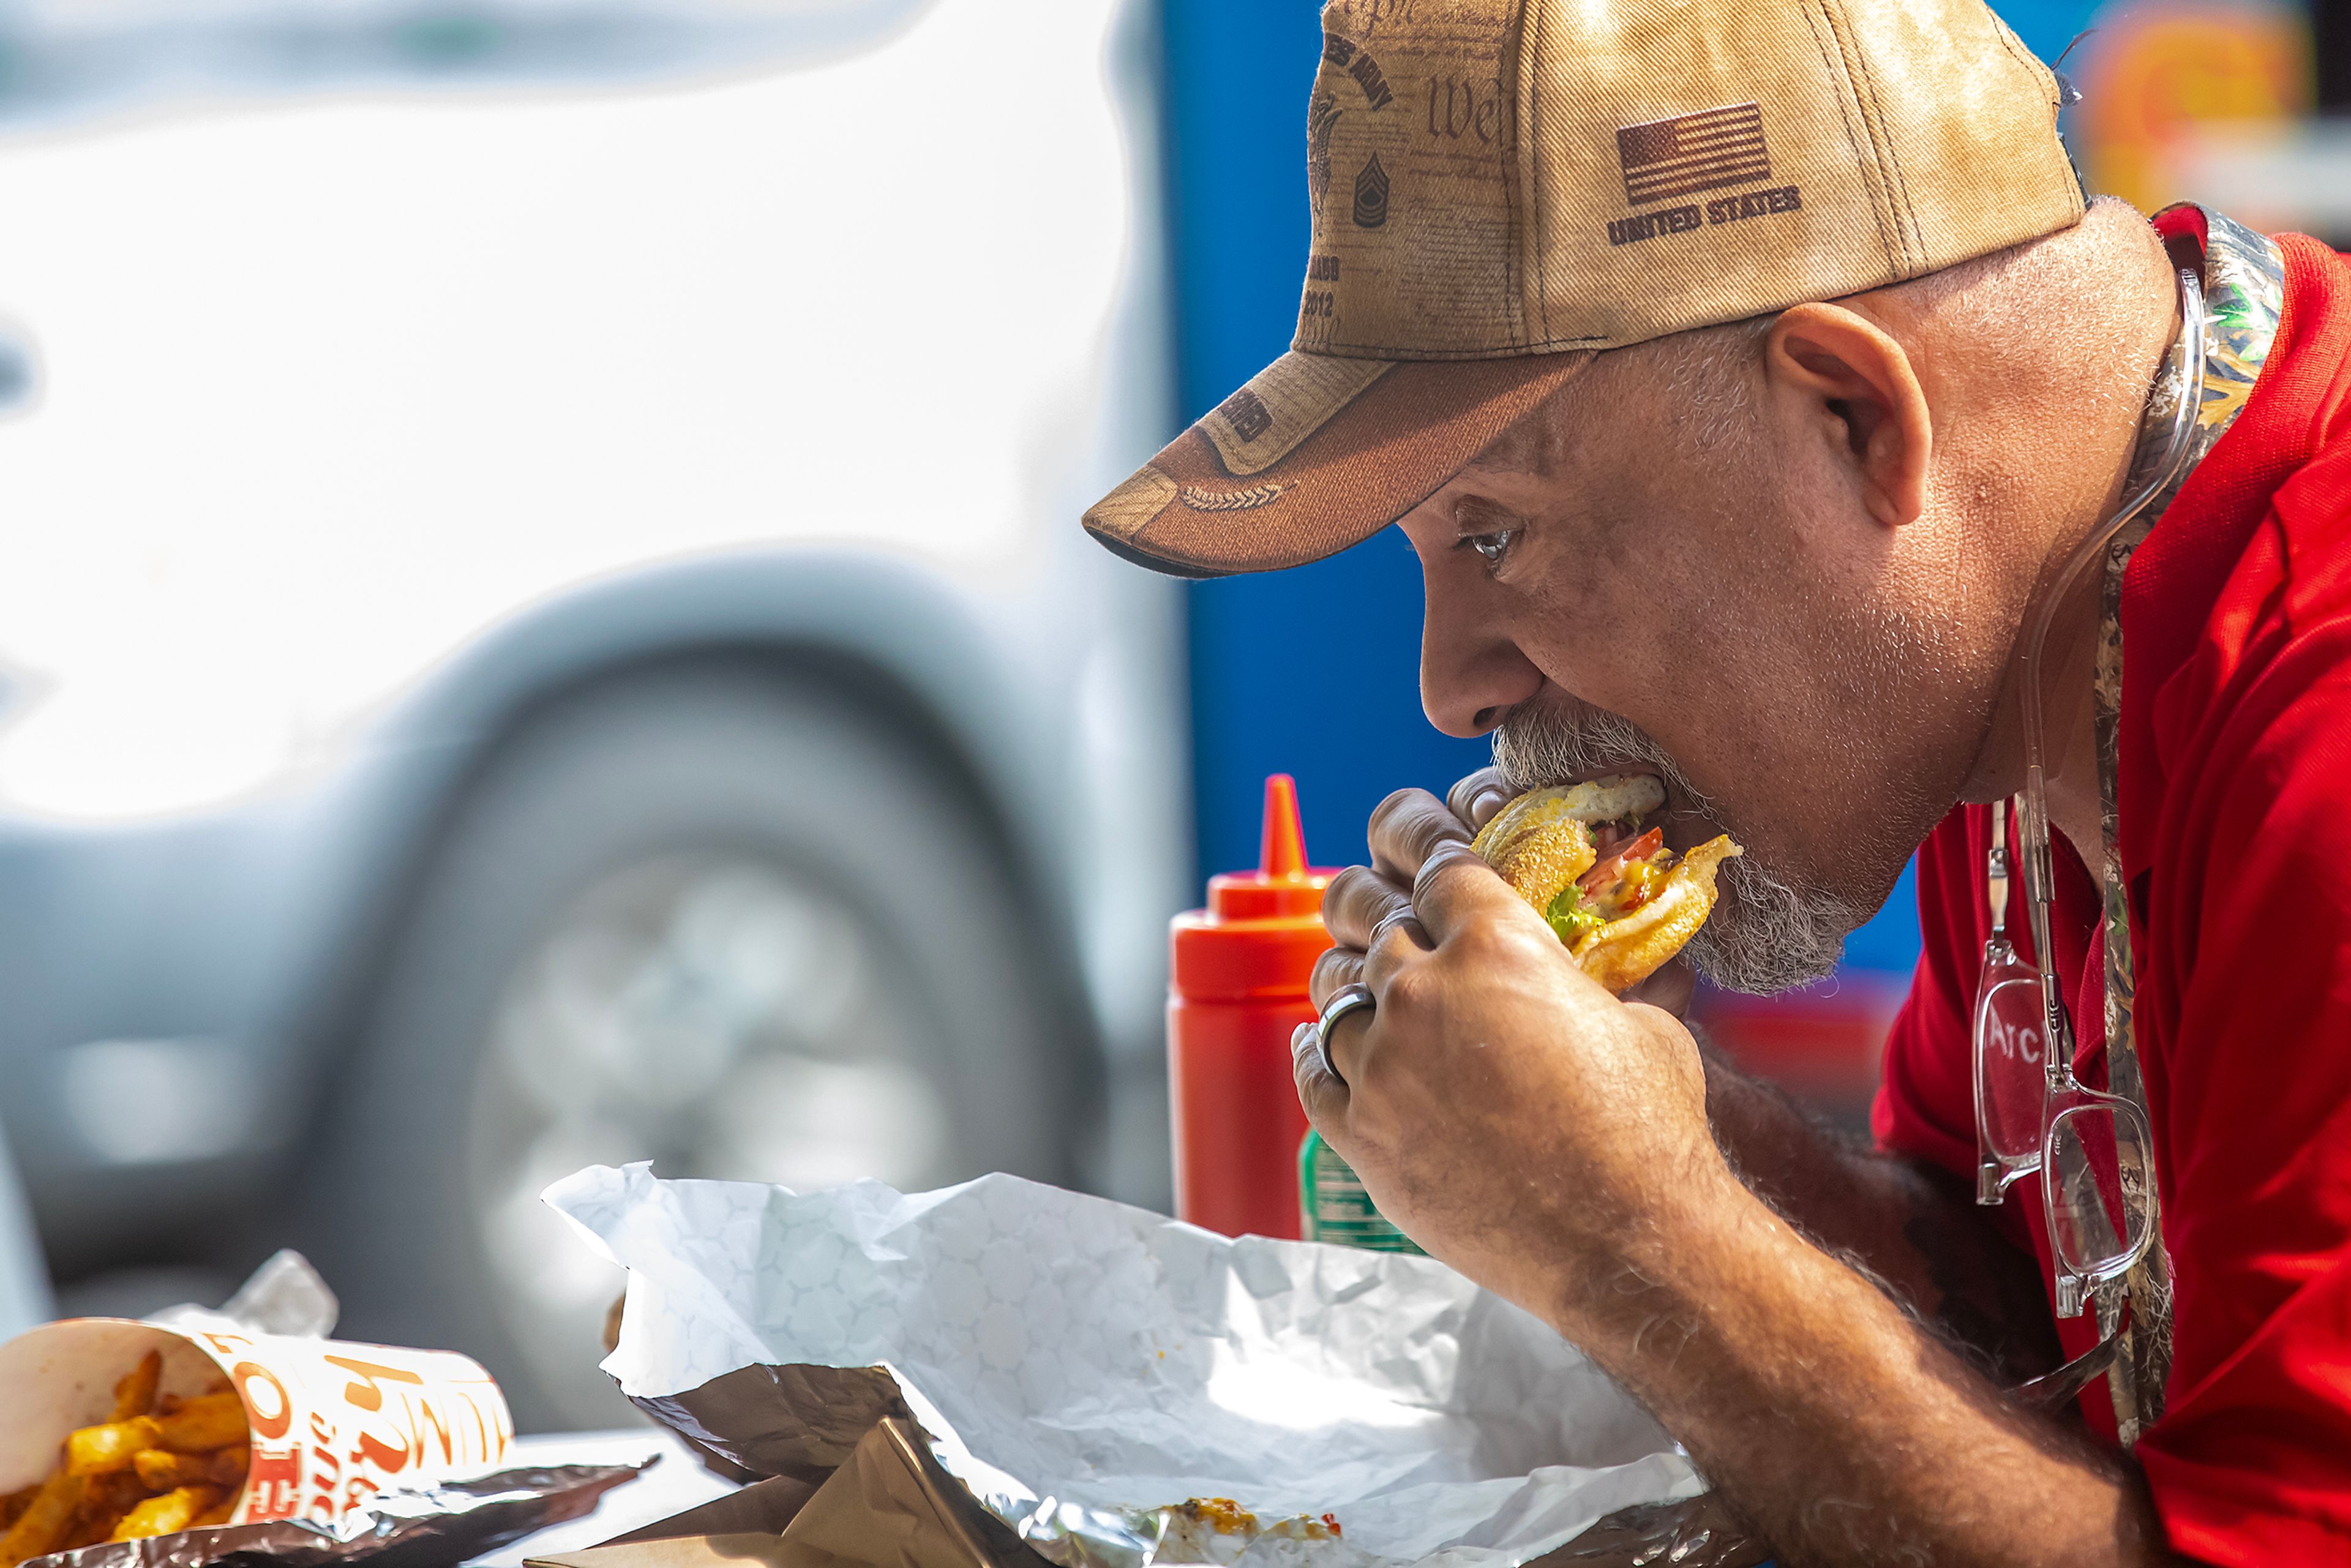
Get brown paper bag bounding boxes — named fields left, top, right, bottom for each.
left=531, top=1420, right=1026, bottom=1568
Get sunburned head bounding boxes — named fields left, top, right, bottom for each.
left=1404, top=198, right=2180, bottom=992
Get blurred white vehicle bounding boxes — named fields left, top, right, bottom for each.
left=0, top=0, right=1187, bottom=1429
left=0, top=1119, right=51, bottom=1339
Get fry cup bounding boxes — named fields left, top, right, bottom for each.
left=0, top=1319, right=512, bottom=1528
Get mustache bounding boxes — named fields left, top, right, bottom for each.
left=1490, top=702, right=1719, bottom=819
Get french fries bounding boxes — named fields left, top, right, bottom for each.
left=0, top=1352, right=249, bottom=1567
left=69, top=1474, right=145, bottom=1547
left=108, top=1488, right=219, bottom=1543
left=129, top=1450, right=243, bottom=1494
left=153, top=1398, right=246, bottom=1457
left=0, top=1472, right=81, bottom=1568
left=64, top=1424, right=157, bottom=1479
left=107, top=1358, right=160, bottom=1427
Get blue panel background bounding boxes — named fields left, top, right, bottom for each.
left=1160, top=0, right=2097, bottom=977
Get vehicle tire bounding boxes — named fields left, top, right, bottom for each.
left=293, top=661, right=1086, bottom=1431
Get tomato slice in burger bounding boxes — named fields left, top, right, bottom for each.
left=1578, top=827, right=1663, bottom=891
left=1577, top=827, right=1669, bottom=921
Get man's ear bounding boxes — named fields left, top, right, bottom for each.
left=1763, top=302, right=1932, bottom=528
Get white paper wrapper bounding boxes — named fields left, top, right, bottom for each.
left=544, top=1163, right=1704, bottom=1568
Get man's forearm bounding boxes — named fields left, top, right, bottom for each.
left=1697, top=1045, right=2062, bottom=1384
left=1546, top=1165, right=2180, bottom=1568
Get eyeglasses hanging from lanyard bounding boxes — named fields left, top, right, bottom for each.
left=1971, top=264, right=2207, bottom=1327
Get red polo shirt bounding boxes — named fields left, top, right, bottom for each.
left=1873, top=230, right=2351, bottom=1565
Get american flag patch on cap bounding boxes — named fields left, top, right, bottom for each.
left=1616, top=103, right=1770, bottom=206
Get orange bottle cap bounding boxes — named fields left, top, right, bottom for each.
left=1171, top=775, right=1337, bottom=1000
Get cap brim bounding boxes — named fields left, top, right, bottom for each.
left=1084, top=349, right=1592, bottom=577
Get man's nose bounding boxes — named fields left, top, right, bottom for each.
left=1420, top=601, right=1543, bottom=739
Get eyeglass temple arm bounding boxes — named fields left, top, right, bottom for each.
left=2008, top=1319, right=2121, bottom=1413
left=1986, top=797, right=2010, bottom=938
left=1977, top=798, right=2019, bottom=1206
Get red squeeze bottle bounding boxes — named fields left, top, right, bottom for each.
left=1168, top=775, right=1337, bottom=1239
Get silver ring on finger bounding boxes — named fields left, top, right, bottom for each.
left=1368, top=909, right=1427, bottom=951
left=1314, top=983, right=1376, bottom=1089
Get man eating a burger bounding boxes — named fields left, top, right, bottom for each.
left=1082, top=0, right=2351, bottom=1562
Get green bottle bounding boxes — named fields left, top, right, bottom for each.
left=1297, top=1130, right=1425, bottom=1253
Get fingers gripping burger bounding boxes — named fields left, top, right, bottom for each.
left=1470, top=775, right=1742, bottom=994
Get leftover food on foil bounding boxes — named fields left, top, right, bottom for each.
left=1470, top=774, right=1740, bottom=993
left=1148, top=1498, right=1342, bottom=1563
left=1, top=1352, right=250, bottom=1566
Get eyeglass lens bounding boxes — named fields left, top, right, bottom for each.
left=2048, top=1099, right=2156, bottom=1280
left=1973, top=942, right=2048, bottom=1192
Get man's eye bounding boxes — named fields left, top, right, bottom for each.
left=1461, top=530, right=1517, bottom=569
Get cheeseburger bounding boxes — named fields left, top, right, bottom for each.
left=1471, top=775, right=1742, bottom=993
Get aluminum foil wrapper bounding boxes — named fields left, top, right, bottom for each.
left=546, top=1164, right=1767, bottom=1568
left=20, top=1461, right=649, bottom=1568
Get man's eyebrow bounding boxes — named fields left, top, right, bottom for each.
left=1457, top=447, right=1528, bottom=476
left=1449, top=492, right=1531, bottom=534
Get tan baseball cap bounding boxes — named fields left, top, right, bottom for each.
left=1085, top=0, right=2084, bottom=577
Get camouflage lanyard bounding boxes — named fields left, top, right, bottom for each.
left=2091, top=206, right=2283, bottom=1441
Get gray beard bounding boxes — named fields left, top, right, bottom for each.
left=1490, top=705, right=1867, bottom=995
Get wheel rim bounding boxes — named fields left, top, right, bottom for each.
left=463, top=851, right=960, bottom=1427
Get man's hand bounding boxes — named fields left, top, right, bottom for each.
left=1297, top=783, right=2188, bottom=1568
left=1294, top=787, right=1731, bottom=1324
left=1442, top=764, right=1512, bottom=833
left=1430, top=766, right=2053, bottom=1379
